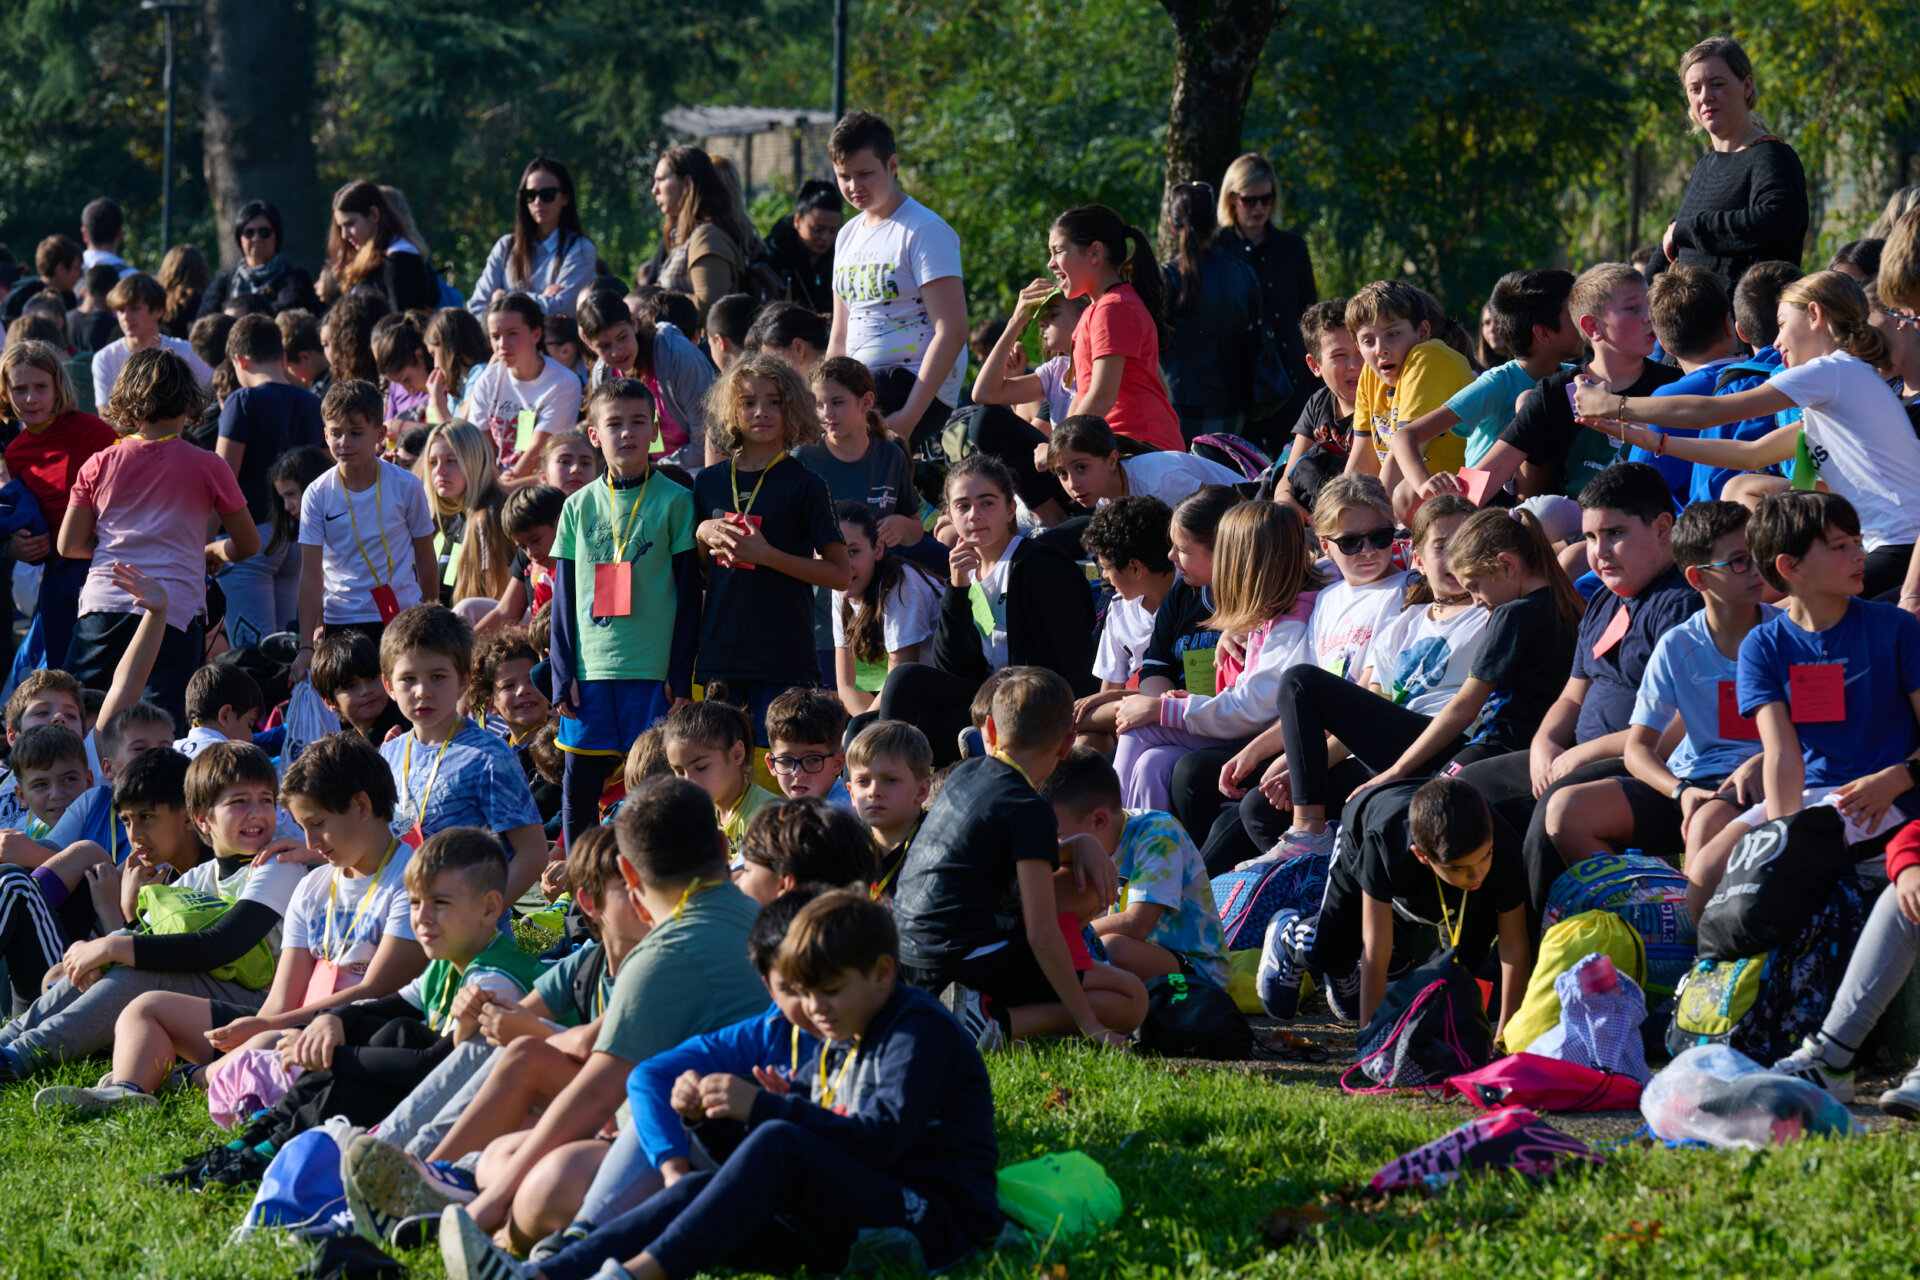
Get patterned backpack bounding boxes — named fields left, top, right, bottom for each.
left=1188, top=433, right=1271, bottom=483
left=1544, top=852, right=1696, bottom=995
left=1212, top=853, right=1329, bottom=950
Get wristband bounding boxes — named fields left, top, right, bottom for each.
left=1905, top=759, right=1920, bottom=792
left=1669, top=779, right=1688, bottom=802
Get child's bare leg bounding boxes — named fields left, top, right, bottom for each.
left=1006, top=963, right=1147, bottom=1038
left=1542, top=778, right=1638, bottom=866
left=1051, top=866, right=1103, bottom=927
left=1100, top=933, right=1181, bottom=982
left=430, top=1037, right=581, bottom=1162
left=509, top=1139, right=609, bottom=1251
left=1685, top=798, right=1742, bottom=861
left=112, top=991, right=216, bottom=1092
left=1686, top=819, right=1753, bottom=921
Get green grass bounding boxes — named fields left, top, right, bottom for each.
left=8, top=1047, right=1920, bottom=1279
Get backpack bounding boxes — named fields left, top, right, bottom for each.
left=1211, top=853, right=1330, bottom=950
left=1135, top=973, right=1252, bottom=1060
left=1188, top=433, right=1271, bottom=482
left=1503, top=909, right=1646, bottom=1053
left=136, top=883, right=278, bottom=990
left=1346, top=947, right=1494, bottom=1090
left=1367, top=1106, right=1602, bottom=1191
left=1666, top=873, right=1871, bottom=1064
left=1543, top=852, right=1696, bottom=995
left=1696, top=806, right=1858, bottom=961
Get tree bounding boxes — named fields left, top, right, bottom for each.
left=203, top=0, right=322, bottom=271
left=1158, top=0, right=1280, bottom=250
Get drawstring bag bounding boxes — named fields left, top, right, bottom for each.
left=1135, top=973, right=1251, bottom=1060
left=281, top=679, right=339, bottom=773
left=1527, top=954, right=1650, bottom=1082
left=1344, top=947, right=1492, bottom=1091
left=135, top=883, right=277, bottom=990
left=1443, top=1053, right=1643, bottom=1113
left=996, top=1152, right=1122, bottom=1240
left=1368, top=1106, right=1602, bottom=1191
left=233, top=1128, right=346, bottom=1238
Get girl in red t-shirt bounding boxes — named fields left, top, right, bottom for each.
left=1048, top=205, right=1184, bottom=453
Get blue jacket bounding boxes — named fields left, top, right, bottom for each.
left=627, top=1001, right=813, bottom=1170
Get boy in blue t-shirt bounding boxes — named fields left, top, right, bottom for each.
left=550, top=378, right=700, bottom=849
left=1700, top=492, right=1920, bottom=904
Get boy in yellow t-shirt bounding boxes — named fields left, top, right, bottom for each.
left=1342, top=280, right=1473, bottom=499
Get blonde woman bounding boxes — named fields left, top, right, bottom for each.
left=1214, top=152, right=1317, bottom=432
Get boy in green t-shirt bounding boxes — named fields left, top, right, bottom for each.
left=551, top=378, right=700, bottom=849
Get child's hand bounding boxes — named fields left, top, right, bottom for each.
left=1418, top=472, right=1465, bottom=503
left=1062, top=832, right=1120, bottom=909
left=1897, top=865, right=1920, bottom=926
left=716, top=514, right=770, bottom=566
left=109, top=562, right=169, bottom=616
left=555, top=680, right=581, bottom=721
left=256, top=836, right=319, bottom=867
left=1112, top=695, right=1162, bottom=735
left=1014, top=277, right=1059, bottom=318
left=948, top=542, right=981, bottom=589
left=9, top=530, right=49, bottom=563
left=1078, top=1018, right=1130, bottom=1050
left=1835, top=766, right=1911, bottom=831
left=1218, top=744, right=1266, bottom=799
left=476, top=1001, right=550, bottom=1048
left=450, top=984, right=496, bottom=1026
left=1528, top=738, right=1565, bottom=799
left=750, top=1064, right=792, bottom=1095
left=696, top=1072, right=760, bottom=1121
left=876, top=514, right=922, bottom=548
left=61, top=936, right=120, bottom=991
left=120, top=856, right=169, bottom=924
left=1344, top=765, right=1401, bottom=805
left=670, top=1068, right=705, bottom=1121
left=84, top=858, right=123, bottom=926
left=1216, top=628, right=1249, bottom=667
left=206, top=1015, right=273, bottom=1052
left=1033, top=440, right=1053, bottom=475
left=540, top=860, right=568, bottom=902
left=1570, top=376, right=1616, bottom=422
left=383, top=724, right=407, bottom=745
left=281, top=1014, right=345, bottom=1071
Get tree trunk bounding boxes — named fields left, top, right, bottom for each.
left=202, top=0, right=321, bottom=273
left=1158, top=0, right=1282, bottom=253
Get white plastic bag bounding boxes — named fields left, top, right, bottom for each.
left=280, top=679, right=338, bottom=774
left=1641, top=1043, right=1851, bottom=1149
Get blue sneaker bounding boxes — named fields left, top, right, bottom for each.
left=1256, top=910, right=1312, bottom=1018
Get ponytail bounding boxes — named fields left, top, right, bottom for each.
left=1166, top=183, right=1217, bottom=317
left=1447, top=505, right=1583, bottom=633
left=1782, top=270, right=1890, bottom=368
left=1053, top=204, right=1167, bottom=337
left=1123, top=224, right=1167, bottom=335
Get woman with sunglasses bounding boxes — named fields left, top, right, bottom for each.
left=197, top=200, right=321, bottom=319
left=467, top=157, right=597, bottom=320
left=1160, top=180, right=1263, bottom=443
left=1216, top=153, right=1317, bottom=434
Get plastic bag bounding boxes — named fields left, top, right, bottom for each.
left=1527, top=954, right=1650, bottom=1083
left=1640, top=1043, right=1852, bottom=1149
left=281, top=679, right=339, bottom=773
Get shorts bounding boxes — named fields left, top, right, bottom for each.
left=1614, top=772, right=1730, bottom=857
left=557, top=679, right=672, bottom=755
left=1734, top=787, right=1920, bottom=845
left=906, top=915, right=1089, bottom=1009
left=208, top=999, right=255, bottom=1029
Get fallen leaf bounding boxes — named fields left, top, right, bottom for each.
left=1604, top=1219, right=1665, bottom=1246
left=1043, top=1086, right=1073, bottom=1111
left=1258, top=1202, right=1330, bottom=1247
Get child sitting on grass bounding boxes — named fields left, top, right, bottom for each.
left=1042, top=747, right=1230, bottom=988
left=311, top=630, right=410, bottom=744
left=440, top=888, right=1002, bottom=1280
left=893, top=667, right=1144, bottom=1050
left=663, top=700, right=778, bottom=860
left=732, top=798, right=880, bottom=905
left=845, top=719, right=933, bottom=900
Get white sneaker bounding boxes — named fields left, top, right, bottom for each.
left=940, top=982, right=1006, bottom=1053
left=441, top=1205, right=533, bottom=1280
left=1878, top=1063, right=1920, bottom=1120
left=1235, top=824, right=1335, bottom=872
left=1772, top=1037, right=1856, bottom=1104
left=33, top=1082, right=158, bottom=1114
left=344, top=1135, right=473, bottom=1247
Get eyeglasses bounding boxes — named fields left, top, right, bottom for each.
left=523, top=186, right=563, bottom=205
left=1697, top=552, right=1756, bottom=575
left=1881, top=303, right=1920, bottom=330
left=1328, top=526, right=1396, bottom=556
left=767, top=752, right=834, bottom=775
left=239, top=225, right=275, bottom=240
left=1234, top=190, right=1276, bottom=208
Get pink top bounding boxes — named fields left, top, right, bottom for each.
left=70, top=437, right=248, bottom=630
left=1072, top=283, right=1183, bottom=453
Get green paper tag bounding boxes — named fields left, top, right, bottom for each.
left=441, top=537, right=462, bottom=588
left=426, top=403, right=443, bottom=426
left=968, top=581, right=997, bottom=642
left=515, top=409, right=537, bottom=455
left=1182, top=646, right=1218, bottom=696
left=854, top=654, right=889, bottom=693
left=1791, top=428, right=1818, bottom=491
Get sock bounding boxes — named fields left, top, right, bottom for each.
left=110, top=1080, right=147, bottom=1095
left=1815, top=1032, right=1857, bottom=1071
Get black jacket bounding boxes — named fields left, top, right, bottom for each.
left=760, top=215, right=835, bottom=314
left=933, top=537, right=1098, bottom=696
left=1160, top=246, right=1262, bottom=412
left=199, top=264, right=322, bottom=319
left=1216, top=225, right=1317, bottom=388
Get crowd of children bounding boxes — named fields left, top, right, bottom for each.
left=6, top=70, right=1920, bottom=1276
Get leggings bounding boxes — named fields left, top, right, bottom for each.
left=1198, top=759, right=1372, bottom=876
left=1866, top=543, right=1915, bottom=601
left=875, top=663, right=981, bottom=768
left=1818, top=879, right=1920, bottom=1061
left=537, top=1120, right=976, bottom=1280
left=561, top=752, right=618, bottom=851
left=1276, top=665, right=1473, bottom=805
left=1114, top=725, right=1237, bottom=815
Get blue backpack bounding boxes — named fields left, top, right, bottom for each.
left=1212, top=853, right=1329, bottom=951
left=1543, top=852, right=1697, bottom=996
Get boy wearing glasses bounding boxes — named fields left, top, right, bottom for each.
left=764, top=688, right=854, bottom=810
left=1526, top=501, right=1772, bottom=899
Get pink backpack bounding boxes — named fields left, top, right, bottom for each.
left=1368, top=1106, right=1603, bottom=1191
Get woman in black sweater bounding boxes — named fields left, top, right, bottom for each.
left=1658, top=36, right=1808, bottom=294
left=326, top=180, right=443, bottom=316
left=874, top=454, right=1096, bottom=765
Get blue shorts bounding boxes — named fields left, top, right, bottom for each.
left=556, top=679, right=671, bottom=755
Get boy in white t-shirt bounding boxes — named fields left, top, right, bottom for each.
left=293, top=380, right=439, bottom=683
left=1074, top=495, right=1177, bottom=749
left=826, top=111, right=968, bottom=446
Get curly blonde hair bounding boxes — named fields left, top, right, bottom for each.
left=702, top=352, right=822, bottom=458
left=103, top=346, right=210, bottom=435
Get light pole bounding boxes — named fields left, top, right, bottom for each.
left=832, top=0, right=848, bottom=121
left=141, top=0, right=203, bottom=254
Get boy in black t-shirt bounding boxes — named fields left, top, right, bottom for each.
left=1456, top=463, right=1702, bottom=925
left=891, top=668, right=1144, bottom=1049
left=1266, top=776, right=1531, bottom=1038
left=1476, top=264, right=1682, bottom=501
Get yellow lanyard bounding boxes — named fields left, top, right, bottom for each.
left=730, top=453, right=785, bottom=517
left=324, top=839, right=399, bottom=962
left=790, top=1022, right=802, bottom=1076
left=671, top=876, right=716, bottom=921
left=991, top=751, right=1035, bottom=789
left=1433, top=870, right=1466, bottom=950
left=818, top=1039, right=859, bottom=1109
left=344, top=466, right=398, bottom=585
left=401, top=726, right=458, bottom=829
left=871, top=822, right=916, bottom=901
left=606, top=470, right=653, bottom=560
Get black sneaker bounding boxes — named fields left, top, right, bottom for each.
left=199, top=1144, right=272, bottom=1191
left=146, top=1144, right=234, bottom=1188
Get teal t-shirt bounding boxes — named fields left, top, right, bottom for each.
left=552, top=472, right=696, bottom=682
left=1446, top=360, right=1552, bottom=469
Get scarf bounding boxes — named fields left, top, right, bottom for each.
left=231, top=253, right=290, bottom=301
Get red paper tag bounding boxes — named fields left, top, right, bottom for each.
left=722, top=512, right=762, bottom=570
left=402, top=824, right=424, bottom=850
left=1590, top=605, right=1631, bottom=660
left=1457, top=466, right=1495, bottom=507
left=592, top=561, right=632, bottom=617
left=370, top=583, right=400, bottom=624
left=1718, top=680, right=1760, bottom=740
left=1789, top=662, right=1847, bottom=722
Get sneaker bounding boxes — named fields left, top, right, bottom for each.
left=528, top=1222, right=591, bottom=1264
left=1773, top=1037, right=1856, bottom=1104
left=344, top=1135, right=471, bottom=1247
left=0, top=1047, right=20, bottom=1085
left=940, top=982, right=1006, bottom=1053
left=1321, top=967, right=1362, bottom=1023
left=440, top=1204, right=532, bottom=1280
left=1878, top=1063, right=1920, bottom=1120
left=389, top=1212, right=442, bottom=1250
left=1235, top=824, right=1335, bottom=872
left=844, top=1226, right=928, bottom=1274
left=199, top=1144, right=272, bottom=1190
left=32, top=1081, right=160, bottom=1114
left=1256, top=910, right=1307, bottom=1018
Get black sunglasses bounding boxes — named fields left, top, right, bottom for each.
left=1328, top=526, right=1396, bottom=556
left=1235, top=190, right=1276, bottom=207
left=239, top=225, right=275, bottom=240
left=523, top=186, right=563, bottom=205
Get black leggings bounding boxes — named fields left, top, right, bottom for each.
left=875, top=663, right=981, bottom=768
left=561, top=752, right=618, bottom=850
left=1868, top=543, right=1916, bottom=601
left=1275, top=666, right=1466, bottom=806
